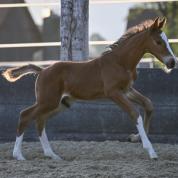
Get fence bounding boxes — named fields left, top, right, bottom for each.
left=0, top=0, right=178, bottom=142
left=0, top=0, right=177, bottom=49
left=0, top=68, right=177, bottom=143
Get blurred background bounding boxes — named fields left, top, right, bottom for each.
left=0, top=0, right=177, bottom=68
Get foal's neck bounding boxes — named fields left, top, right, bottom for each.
left=116, top=31, right=147, bottom=71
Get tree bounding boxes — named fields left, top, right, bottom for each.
left=128, top=2, right=178, bottom=56
left=144, top=2, right=178, bottom=38
left=60, top=0, right=89, bottom=61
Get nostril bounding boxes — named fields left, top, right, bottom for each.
left=168, top=59, right=175, bottom=68
left=166, top=59, right=175, bottom=69
left=171, top=60, right=175, bottom=67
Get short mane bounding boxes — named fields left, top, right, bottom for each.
left=103, top=19, right=154, bottom=54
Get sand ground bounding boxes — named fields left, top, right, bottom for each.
left=0, top=141, right=178, bottom=178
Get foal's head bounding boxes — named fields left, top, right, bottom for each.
left=146, top=17, right=176, bottom=69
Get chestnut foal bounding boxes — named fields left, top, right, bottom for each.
left=3, top=17, right=176, bottom=160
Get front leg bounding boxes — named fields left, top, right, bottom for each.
left=107, top=90, right=157, bottom=159
left=126, top=88, right=153, bottom=142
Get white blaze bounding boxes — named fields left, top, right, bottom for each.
left=160, top=32, right=176, bottom=59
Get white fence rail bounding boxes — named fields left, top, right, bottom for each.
left=0, top=39, right=177, bottom=48
left=0, top=0, right=177, bottom=50
left=0, top=0, right=177, bottom=8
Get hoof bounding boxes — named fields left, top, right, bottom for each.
left=152, top=157, right=158, bottom=161
left=13, top=153, right=26, bottom=161
left=128, top=134, right=140, bottom=143
left=51, top=155, right=62, bottom=160
left=45, top=152, right=62, bottom=160
left=150, top=152, right=158, bottom=160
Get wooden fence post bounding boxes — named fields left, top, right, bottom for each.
left=60, top=0, right=89, bottom=61
left=60, top=0, right=73, bottom=60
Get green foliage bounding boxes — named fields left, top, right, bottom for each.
left=128, top=8, right=145, bottom=21
left=128, top=2, right=178, bottom=56
left=153, top=59, right=165, bottom=69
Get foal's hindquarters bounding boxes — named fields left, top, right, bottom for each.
left=13, top=66, right=74, bottom=160
left=13, top=61, right=103, bottom=160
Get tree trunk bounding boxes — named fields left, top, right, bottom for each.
left=60, top=0, right=89, bottom=61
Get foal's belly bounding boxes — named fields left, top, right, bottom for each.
left=66, top=83, right=105, bottom=100
left=64, top=76, right=105, bottom=100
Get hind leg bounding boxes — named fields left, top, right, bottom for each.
left=13, top=105, right=38, bottom=160
left=36, top=97, right=75, bottom=159
left=36, top=105, right=61, bottom=160
left=13, top=134, right=25, bottom=160
left=13, top=103, right=61, bottom=160
left=13, top=103, right=63, bottom=160
left=36, top=113, right=61, bottom=160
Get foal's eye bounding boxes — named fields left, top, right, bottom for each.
left=156, top=40, right=162, bottom=45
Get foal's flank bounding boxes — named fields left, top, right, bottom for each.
left=3, top=17, right=176, bottom=160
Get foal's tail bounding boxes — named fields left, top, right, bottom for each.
left=2, top=64, right=42, bottom=82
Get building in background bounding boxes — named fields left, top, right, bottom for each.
left=126, top=8, right=159, bottom=29
left=0, top=0, right=42, bottom=61
left=42, top=12, right=60, bottom=61
left=0, top=0, right=61, bottom=62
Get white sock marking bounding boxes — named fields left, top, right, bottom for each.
left=136, top=115, right=158, bottom=159
left=13, top=134, right=25, bottom=160
left=39, top=128, right=61, bottom=159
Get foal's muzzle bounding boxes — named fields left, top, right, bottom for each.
left=165, top=58, right=175, bottom=69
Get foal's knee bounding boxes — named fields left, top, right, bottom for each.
left=144, top=98, right=153, bottom=114
left=130, top=110, right=139, bottom=124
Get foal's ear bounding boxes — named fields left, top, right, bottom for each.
left=158, top=17, right=167, bottom=29
left=151, top=17, right=167, bottom=31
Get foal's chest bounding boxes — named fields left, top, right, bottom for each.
left=118, top=70, right=134, bottom=91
